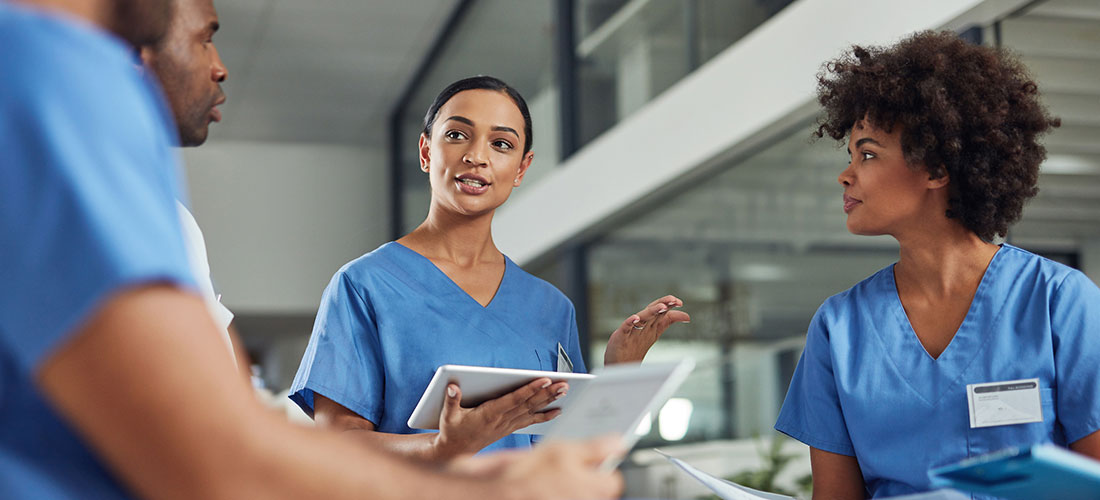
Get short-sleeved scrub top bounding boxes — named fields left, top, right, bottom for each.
left=0, top=3, right=195, bottom=498
left=290, top=242, right=587, bottom=452
left=775, top=244, right=1100, bottom=499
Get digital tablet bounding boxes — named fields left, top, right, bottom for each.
left=929, top=444, right=1100, bottom=500
left=406, top=365, right=595, bottom=434
left=541, top=359, right=695, bottom=456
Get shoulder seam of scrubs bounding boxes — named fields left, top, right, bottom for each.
left=339, top=271, right=373, bottom=315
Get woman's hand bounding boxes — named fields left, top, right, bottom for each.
left=604, top=295, right=690, bottom=365
left=434, top=377, right=568, bottom=459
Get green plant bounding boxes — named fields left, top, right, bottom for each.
left=794, top=472, right=813, bottom=497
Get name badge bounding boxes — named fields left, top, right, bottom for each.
left=557, top=342, right=574, bottom=373
left=966, top=378, right=1043, bottom=428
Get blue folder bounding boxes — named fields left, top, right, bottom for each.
left=929, top=444, right=1100, bottom=500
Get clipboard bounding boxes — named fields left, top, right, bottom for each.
left=929, top=444, right=1100, bottom=500
left=406, top=365, right=594, bottom=434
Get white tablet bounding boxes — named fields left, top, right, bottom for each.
left=406, top=365, right=595, bottom=434
left=541, top=359, right=695, bottom=453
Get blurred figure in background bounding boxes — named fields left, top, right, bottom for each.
left=138, top=0, right=242, bottom=370
left=0, top=0, right=623, bottom=498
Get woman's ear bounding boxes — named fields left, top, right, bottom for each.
left=418, top=134, right=431, bottom=172
left=928, top=170, right=949, bottom=190
left=513, top=151, right=534, bottom=187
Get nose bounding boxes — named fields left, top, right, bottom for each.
left=463, top=141, right=489, bottom=167
left=838, top=162, right=854, bottom=187
left=211, top=44, right=228, bottom=83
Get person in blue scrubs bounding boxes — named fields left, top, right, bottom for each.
left=774, top=31, right=1100, bottom=499
left=0, top=2, right=195, bottom=497
left=290, top=76, right=690, bottom=461
left=0, top=3, right=626, bottom=499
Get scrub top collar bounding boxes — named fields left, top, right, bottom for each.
left=387, top=241, right=514, bottom=311
left=876, top=244, right=1009, bottom=408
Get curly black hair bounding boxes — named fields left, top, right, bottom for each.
left=814, top=30, right=1060, bottom=241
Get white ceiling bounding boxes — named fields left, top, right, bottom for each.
left=208, top=0, right=456, bottom=147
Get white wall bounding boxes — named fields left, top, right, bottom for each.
left=493, top=0, right=1030, bottom=265
left=181, top=141, right=389, bottom=314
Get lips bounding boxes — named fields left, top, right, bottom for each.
left=843, top=194, right=862, bottom=214
left=209, top=93, right=226, bottom=123
left=456, top=173, right=491, bottom=195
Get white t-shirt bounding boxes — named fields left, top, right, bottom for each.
left=177, top=201, right=236, bottom=366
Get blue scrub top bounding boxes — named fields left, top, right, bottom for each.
left=0, top=4, right=194, bottom=499
left=290, top=242, right=587, bottom=452
left=775, top=244, right=1100, bottom=499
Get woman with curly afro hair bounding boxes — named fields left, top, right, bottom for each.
left=774, top=31, right=1100, bottom=498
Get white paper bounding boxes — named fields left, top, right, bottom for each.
left=657, top=450, right=795, bottom=500
left=966, top=378, right=1042, bottom=428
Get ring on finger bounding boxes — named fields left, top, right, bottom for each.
left=631, top=322, right=646, bottom=330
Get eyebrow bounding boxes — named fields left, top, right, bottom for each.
left=443, top=116, right=520, bottom=139
left=491, top=125, right=520, bottom=139
left=209, top=21, right=220, bottom=34
left=444, top=116, right=474, bottom=127
left=847, top=137, right=883, bottom=153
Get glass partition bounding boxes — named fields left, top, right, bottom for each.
left=574, top=0, right=795, bottom=147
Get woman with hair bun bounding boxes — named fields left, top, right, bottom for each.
left=290, top=76, right=689, bottom=462
left=774, top=31, right=1100, bottom=498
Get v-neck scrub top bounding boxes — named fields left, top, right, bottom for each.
left=290, top=242, right=587, bottom=452
left=775, top=244, right=1100, bottom=498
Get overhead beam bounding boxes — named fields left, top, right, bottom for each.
left=493, top=0, right=1025, bottom=265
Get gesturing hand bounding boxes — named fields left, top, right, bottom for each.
left=604, top=295, right=690, bottom=365
left=433, top=377, right=568, bottom=459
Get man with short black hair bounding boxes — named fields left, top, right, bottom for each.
left=140, top=0, right=238, bottom=367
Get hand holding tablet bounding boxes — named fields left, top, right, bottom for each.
left=409, top=359, right=696, bottom=466
left=434, top=375, right=575, bottom=458
left=408, top=366, right=596, bottom=435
